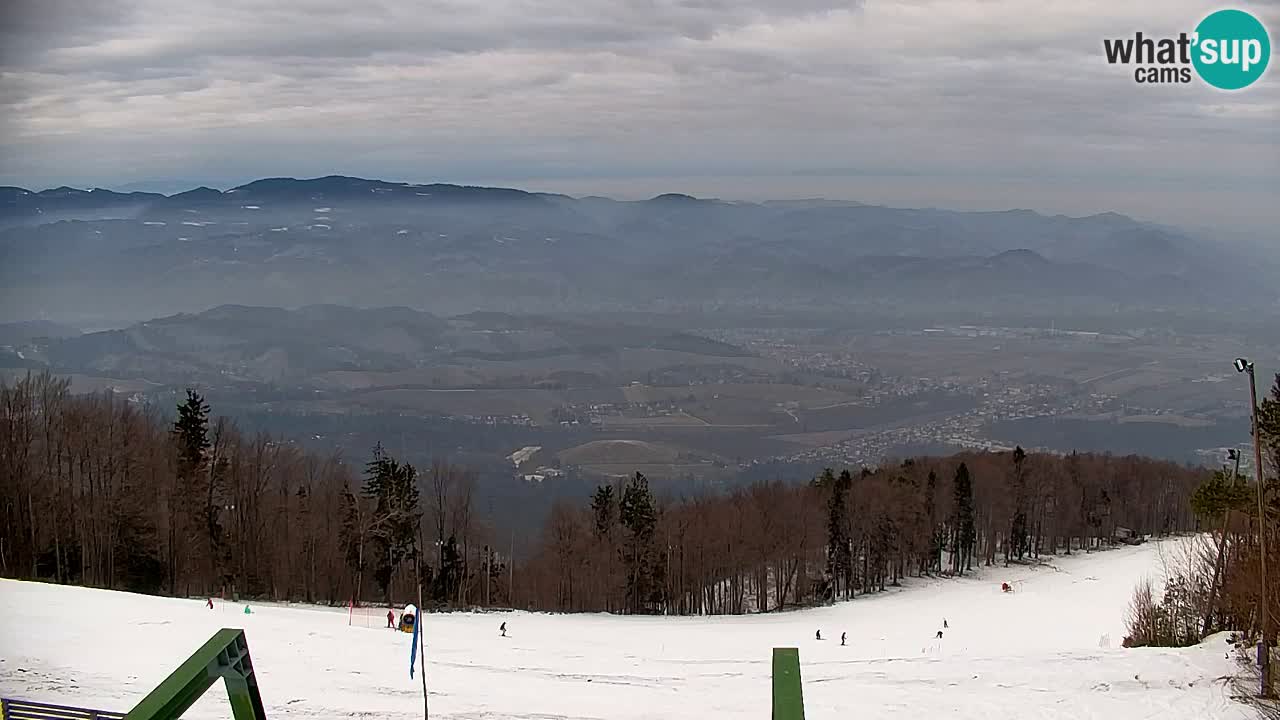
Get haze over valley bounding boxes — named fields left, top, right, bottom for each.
left=3, top=176, right=1275, bottom=529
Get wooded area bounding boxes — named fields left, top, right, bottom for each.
left=1, top=369, right=1267, bottom=619
left=521, top=448, right=1209, bottom=614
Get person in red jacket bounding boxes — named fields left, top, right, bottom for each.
left=387, top=610, right=395, bottom=629
left=207, top=598, right=214, bottom=610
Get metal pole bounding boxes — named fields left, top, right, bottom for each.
left=417, top=529, right=429, bottom=720
left=1247, top=365, right=1272, bottom=698
left=1204, top=453, right=1241, bottom=637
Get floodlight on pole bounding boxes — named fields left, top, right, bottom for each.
left=1235, top=357, right=1273, bottom=698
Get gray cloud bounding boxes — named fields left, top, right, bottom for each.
left=1, top=0, right=1277, bottom=232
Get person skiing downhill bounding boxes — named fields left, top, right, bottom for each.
left=935, top=630, right=944, bottom=639
left=207, top=598, right=214, bottom=610
left=840, top=632, right=847, bottom=646
left=943, top=618, right=949, bottom=629
left=500, top=622, right=507, bottom=637
left=815, top=630, right=822, bottom=641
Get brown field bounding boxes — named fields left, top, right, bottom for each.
left=559, top=439, right=709, bottom=466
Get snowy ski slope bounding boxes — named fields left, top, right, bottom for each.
left=0, top=540, right=1252, bottom=719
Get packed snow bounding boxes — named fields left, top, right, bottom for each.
left=0, top=541, right=1252, bottom=719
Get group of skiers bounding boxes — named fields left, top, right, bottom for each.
left=817, top=618, right=950, bottom=646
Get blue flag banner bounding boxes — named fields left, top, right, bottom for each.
left=409, top=615, right=420, bottom=679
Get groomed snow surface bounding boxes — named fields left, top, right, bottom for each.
left=0, top=540, right=1253, bottom=719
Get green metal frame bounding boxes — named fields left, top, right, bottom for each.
left=771, top=648, right=805, bottom=720
left=123, top=628, right=266, bottom=720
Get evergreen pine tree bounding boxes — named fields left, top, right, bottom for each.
left=172, top=389, right=210, bottom=474
left=171, top=389, right=212, bottom=592
left=433, top=534, right=463, bottom=604
left=1007, top=446, right=1029, bottom=563
left=952, top=463, right=975, bottom=576
left=620, top=472, right=657, bottom=613
left=926, top=469, right=945, bottom=573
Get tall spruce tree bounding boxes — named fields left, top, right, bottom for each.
left=1008, top=446, right=1029, bottom=564
left=172, top=389, right=210, bottom=474
left=926, top=469, right=945, bottom=573
left=952, top=463, right=975, bottom=575
left=592, top=485, right=616, bottom=538
left=590, top=483, right=619, bottom=610
left=814, top=468, right=853, bottom=600
left=620, top=472, right=657, bottom=613
left=433, top=534, right=463, bottom=604
left=170, top=389, right=211, bottom=593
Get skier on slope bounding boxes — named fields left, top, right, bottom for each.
left=387, top=610, right=395, bottom=629
left=840, top=632, right=847, bottom=646
left=815, top=630, right=822, bottom=641
left=207, top=598, right=214, bottom=610
left=943, top=618, right=949, bottom=629
left=500, top=622, right=507, bottom=637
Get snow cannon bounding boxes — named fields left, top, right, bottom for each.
left=399, top=604, right=417, bottom=633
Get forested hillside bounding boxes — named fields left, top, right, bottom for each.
left=0, top=370, right=1222, bottom=615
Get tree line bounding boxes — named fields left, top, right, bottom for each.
left=0, top=369, right=1255, bottom=619
left=520, top=447, right=1210, bottom=614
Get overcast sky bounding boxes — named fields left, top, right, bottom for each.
left=2, top=0, right=1277, bottom=232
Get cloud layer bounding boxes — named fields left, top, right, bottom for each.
left=2, top=0, right=1278, bottom=231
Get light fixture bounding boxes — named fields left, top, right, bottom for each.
left=1234, top=354, right=1272, bottom=697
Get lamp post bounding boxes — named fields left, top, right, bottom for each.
left=1204, top=449, right=1244, bottom=637
left=1236, top=357, right=1272, bottom=698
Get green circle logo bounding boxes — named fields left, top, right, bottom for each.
left=1192, top=9, right=1271, bottom=90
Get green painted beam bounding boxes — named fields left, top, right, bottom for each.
left=772, top=647, right=805, bottom=720
left=123, top=628, right=266, bottom=720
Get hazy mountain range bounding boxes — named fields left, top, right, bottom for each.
left=2, top=175, right=1275, bottom=326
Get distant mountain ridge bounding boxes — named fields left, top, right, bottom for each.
left=0, top=176, right=563, bottom=221
left=11, top=304, right=754, bottom=385
left=0, top=174, right=1176, bottom=223
left=0, top=174, right=1273, bottom=324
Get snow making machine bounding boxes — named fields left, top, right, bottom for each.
left=399, top=603, right=418, bottom=633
